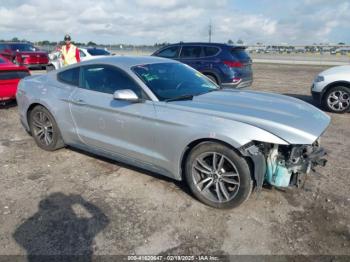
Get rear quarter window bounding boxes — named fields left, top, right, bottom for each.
left=203, top=46, right=220, bottom=57
left=0, top=70, right=30, bottom=80
left=79, top=50, right=86, bottom=57
left=231, top=48, right=250, bottom=61
left=86, top=49, right=110, bottom=56
left=9, top=44, right=35, bottom=52
left=57, top=67, right=80, bottom=86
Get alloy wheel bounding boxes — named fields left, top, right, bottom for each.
left=191, top=152, right=240, bottom=203
left=327, top=90, right=350, bottom=112
left=31, top=111, right=54, bottom=146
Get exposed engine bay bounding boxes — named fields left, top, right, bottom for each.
left=241, top=139, right=327, bottom=189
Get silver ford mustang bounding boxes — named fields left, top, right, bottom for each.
left=17, top=56, right=330, bottom=209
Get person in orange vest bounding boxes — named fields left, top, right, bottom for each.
left=61, top=34, right=80, bottom=66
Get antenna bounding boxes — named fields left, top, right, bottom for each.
left=208, top=21, right=212, bottom=43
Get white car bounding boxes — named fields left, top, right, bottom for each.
left=79, top=47, right=112, bottom=62
left=312, top=65, right=350, bottom=113
left=47, top=47, right=112, bottom=71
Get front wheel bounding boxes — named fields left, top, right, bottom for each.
left=185, top=142, right=253, bottom=209
left=323, top=86, right=350, bottom=113
left=29, top=105, right=64, bottom=151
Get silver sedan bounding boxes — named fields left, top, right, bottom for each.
left=17, top=56, right=330, bottom=208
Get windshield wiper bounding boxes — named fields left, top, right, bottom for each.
left=164, top=94, right=194, bottom=102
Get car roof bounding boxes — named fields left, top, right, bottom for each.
left=86, top=47, right=107, bottom=50
left=67, top=55, right=178, bottom=70
left=79, top=47, right=110, bottom=52
left=166, top=42, right=245, bottom=48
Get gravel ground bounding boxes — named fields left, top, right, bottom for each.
left=0, top=64, right=349, bottom=258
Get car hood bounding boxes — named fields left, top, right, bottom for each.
left=320, top=65, right=350, bottom=76
left=172, top=90, right=331, bottom=145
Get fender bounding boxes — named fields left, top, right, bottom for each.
left=321, top=80, right=350, bottom=99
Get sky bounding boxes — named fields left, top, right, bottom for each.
left=0, top=0, right=349, bottom=45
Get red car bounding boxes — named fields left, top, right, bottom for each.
left=0, top=55, right=30, bottom=104
left=0, top=42, right=49, bottom=69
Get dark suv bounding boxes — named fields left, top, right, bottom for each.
left=0, top=42, right=49, bottom=69
left=152, top=42, right=253, bottom=88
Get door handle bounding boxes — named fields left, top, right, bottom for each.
left=71, top=99, right=87, bottom=106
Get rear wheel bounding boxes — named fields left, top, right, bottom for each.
left=185, top=142, right=253, bottom=209
left=29, top=105, right=64, bottom=151
left=323, top=86, right=350, bottom=113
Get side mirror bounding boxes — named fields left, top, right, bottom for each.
left=113, top=89, right=140, bottom=102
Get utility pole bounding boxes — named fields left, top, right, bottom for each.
left=208, top=21, right=212, bottom=43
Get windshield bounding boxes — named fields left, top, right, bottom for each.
left=87, top=49, right=110, bottom=56
left=132, top=63, right=218, bottom=101
left=9, top=44, right=36, bottom=52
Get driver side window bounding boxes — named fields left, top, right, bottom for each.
left=80, top=65, right=147, bottom=99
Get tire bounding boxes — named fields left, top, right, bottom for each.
left=28, top=105, right=64, bottom=151
left=185, top=142, right=253, bottom=209
left=46, top=65, right=55, bottom=72
left=323, top=86, right=350, bottom=113
left=205, top=74, right=219, bottom=85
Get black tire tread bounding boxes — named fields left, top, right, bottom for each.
left=185, top=141, right=253, bottom=209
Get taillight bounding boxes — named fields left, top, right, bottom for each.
left=223, top=60, right=243, bottom=68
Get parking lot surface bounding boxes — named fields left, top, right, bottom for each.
left=0, top=64, right=349, bottom=256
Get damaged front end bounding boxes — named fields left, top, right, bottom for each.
left=240, top=139, right=327, bottom=189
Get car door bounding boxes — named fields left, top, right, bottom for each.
left=69, top=64, right=158, bottom=163
left=179, top=45, right=205, bottom=71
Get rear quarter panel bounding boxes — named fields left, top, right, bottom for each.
left=17, top=73, right=77, bottom=144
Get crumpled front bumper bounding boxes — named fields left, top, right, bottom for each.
left=240, top=141, right=327, bottom=189
left=305, top=146, right=327, bottom=169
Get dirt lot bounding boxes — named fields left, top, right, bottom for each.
left=0, top=64, right=349, bottom=258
